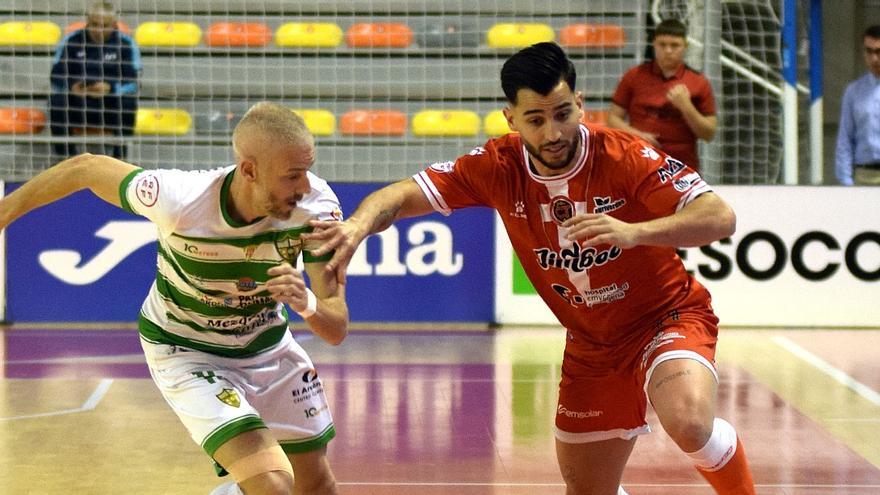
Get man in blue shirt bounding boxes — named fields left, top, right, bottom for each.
left=49, top=1, right=141, bottom=159
left=836, top=25, right=880, bottom=185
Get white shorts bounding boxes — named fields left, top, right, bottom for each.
left=141, top=331, right=335, bottom=458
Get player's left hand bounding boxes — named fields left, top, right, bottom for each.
left=265, top=262, right=311, bottom=312
left=666, top=84, right=692, bottom=110
left=562, top=213, right=641, bottom=249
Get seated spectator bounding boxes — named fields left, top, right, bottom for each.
left=607, top=19, right=716, bottom=171
left=49, top=1, right=141, bottom=159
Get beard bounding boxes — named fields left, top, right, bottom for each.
left=523, top=133, right=580, bottom=171
left=265, top=193, right=303, bottom=220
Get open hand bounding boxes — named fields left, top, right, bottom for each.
left=301, top=218, right=367, bottom=284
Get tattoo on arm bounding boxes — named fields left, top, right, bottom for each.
left=372, top=205, right=401, bottom=233
left=653, top=369, right=691, bottom=390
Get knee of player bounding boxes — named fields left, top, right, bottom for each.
left=244, top=471, right=294, bottom=495
left=663, top=414, right=713, bottom=451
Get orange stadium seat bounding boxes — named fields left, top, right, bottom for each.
left=275, top=22, right=342, bottom=47
left=291, top=109, right=336, bottom=136
left=486, top=23, right=554, bottom=48
left=346, top=23, right=413, bottom=48
left=483, top=110, right=513, bottom=137
left=560, top=24, right=626, bottom=48
left=340, top=110, right=407, bottom=136
left=65, top=20, right=132, bottom=35
left=205, top=22, right=272, bottom=47
left=0, top=21, right=61, bottom=45
left=412, top=110, right=480, bottom=137
left=135, top=108, right=192, bottom=135
left=581, top=109, right=609, bottom=125
left=0, top=108, right=47, bottom=134
left=135, top=22, right=202, bottom=47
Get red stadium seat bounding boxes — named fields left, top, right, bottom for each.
left=205, top=22, right=272, bottom=47
left=0, top=108, right=47, bottom=134
left=65, top=20, right=132, bottom=35
left=340, top=110, right=407, bottom=136
left=346, top=23, right=413, bottom=48
left=560, top=24, right=626, bottom=48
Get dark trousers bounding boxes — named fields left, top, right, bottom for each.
left=49, top=93, right=137, bottom=159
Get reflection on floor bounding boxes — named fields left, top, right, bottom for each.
left=1, top=327, right=878, bottom=494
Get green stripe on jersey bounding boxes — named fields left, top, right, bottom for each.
left=118, top=167, right=143, bottom=214
left=138, top=313, right=290, bottom=357
left=155, top=273, right=276, bottom=317
left=171, top=227, right=312, bottom=248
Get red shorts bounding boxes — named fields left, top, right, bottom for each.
left=554, top=309, right=719, bottom=443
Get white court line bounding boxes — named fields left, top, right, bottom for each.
left=773, top=336, right=880, bottom=406
left=0, top=378, right=113, bottom=421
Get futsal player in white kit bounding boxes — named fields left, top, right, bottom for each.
left=0, top=102, right=349, bottom=495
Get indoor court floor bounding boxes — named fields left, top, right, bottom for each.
left=1, top=325, right=878, bottom=495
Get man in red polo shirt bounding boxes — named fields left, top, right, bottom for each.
left=608, top=19, right=717, bottom=171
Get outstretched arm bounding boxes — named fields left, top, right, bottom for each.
left=301, top=178, right=434, bottom=283
left=0, top=153, right=139, bottom=230
left=562, top=192, right=735, bottom=249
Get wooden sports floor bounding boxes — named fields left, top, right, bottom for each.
left=1, top=326, right=878, bottom=494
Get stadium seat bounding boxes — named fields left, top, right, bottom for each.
left=346, top=23, right=413, bottom=48
left=275, top=23, right=342, bottom=47
left=65, top=21, right=132, bottom=35
left=0, top=21, right=61, bottom=46
left=205, top=22, right=272, bottom=47
left=560, top=24, right=626, bottom=48
left=340, top=110, right=407, bottom=136
left=195, top=110, right=243, bottom=135
left=135, top=22, right=202, bottom=47
left=412, top=110, right=480, bottom=137
left=486, top=23, right=554, bottom=48
left=291, top=109, right=336, bottom=136
left=415, top=21, right=480, bottom=48
left=483, top=110, right=512, bottom=137
left=582, top=109, right=609, bottom=125
left=135, top=108, right=192, bottom=135
left=0, top=107, right=47, bottom=134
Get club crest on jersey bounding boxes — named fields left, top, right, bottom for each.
left=657, top=157, right=686, bottom=183
left=592, top=196, right=626, bottom=214
left=274, top=232, right=303, bottom=266
left=550, top=196, right=575, bottom=225
left=216, top=388, right=241, bottom=408
left=429, top=161, right=455, bottom=173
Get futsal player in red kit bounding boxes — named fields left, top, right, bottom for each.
left=304, top=42, right=756, bottom=495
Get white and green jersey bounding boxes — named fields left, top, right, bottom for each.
left=119, top=165, right=342, bottom=358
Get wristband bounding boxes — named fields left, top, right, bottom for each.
left=297, top=288, right=317, bottom=318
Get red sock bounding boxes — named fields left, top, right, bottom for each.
left=696, top=436, right=756, bottom=495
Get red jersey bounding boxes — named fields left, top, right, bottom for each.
left=414, top=125, right=715, bottom=347
left=612, top=61, right=716, bottom=168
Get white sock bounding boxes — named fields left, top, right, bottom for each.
left=684, top=417, right=738, bottom=472
left=208, top=481, right=243, bottom=495
left=618, top=486, right=629, bottom=495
